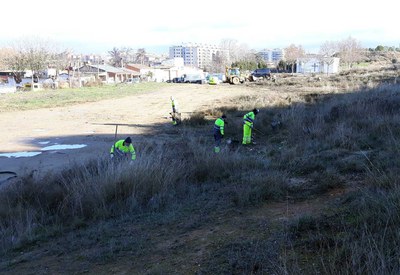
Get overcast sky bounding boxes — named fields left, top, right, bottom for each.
left=0, top=0, right=398, bottom=55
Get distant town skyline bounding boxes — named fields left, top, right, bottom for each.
left=0, top=0, right=398, bottom=55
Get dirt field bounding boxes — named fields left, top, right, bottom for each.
left=0, top=84, right=257, bottom=178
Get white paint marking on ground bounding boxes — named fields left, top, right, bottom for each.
left=41, top=144, right=87, bottom=151
left=0, top=152, right=42, bottom=158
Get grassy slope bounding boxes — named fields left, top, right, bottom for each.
left=1, top=67, right=400, bottom=274
left=0, top=82, right=169, bottom=112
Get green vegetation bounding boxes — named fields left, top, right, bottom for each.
left=0, top=82, right=168, bottom=112
left=1, top=69, right=400, bottom=273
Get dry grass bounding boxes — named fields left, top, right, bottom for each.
left=0, top=82, right=168, bottom=112
left=1, top=68, right=400, bottom=273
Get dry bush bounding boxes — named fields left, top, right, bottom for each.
left=182, top=112, right=208, bottom=126
left=200, top=236, right=285, bottom=274
left=58, top=80, right=70, bottom=89
left=258, top=81, right=400, bottom=273
left=231, top=170, right=289, bottom=206
left=287, top=187, right=400, bottom=273
left=0, top=136, right=291, bottom=254
left=84, top=79, right=103, bottom=87
left=0, top=147, right=189, bottom=253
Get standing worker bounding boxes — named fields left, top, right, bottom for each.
left=213, top=114, right=227, bottom=153
left=170, top=96, right=180, bottom=125
left=110, top=137, right=136, bottom=161
left=242, top=108, right=259, bottom=145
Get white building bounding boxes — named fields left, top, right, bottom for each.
left=296, top=55, right=340, bottom=74
left=161, top=57, right=184, bottom=68
left=169, top=43, right=228, bottom=69
left=258, top=48, right=285, bottom=64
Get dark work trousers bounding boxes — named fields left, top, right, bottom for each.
left=214, top=132, right=222, bottom=153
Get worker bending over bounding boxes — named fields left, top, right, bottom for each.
left=242, top=108, right=259, bottom=145
left=214, top=114, right=227, bottom=153
left=170, top=96, right=180, bottom=125
left=110, top=137, right=136, bottom=161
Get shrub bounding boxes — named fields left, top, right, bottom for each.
left=182, top=112, right=208, bottom=126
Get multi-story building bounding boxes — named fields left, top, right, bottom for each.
left=258, top=48, right=285, bottom=64
left=169, top=43, right=227, bottom=69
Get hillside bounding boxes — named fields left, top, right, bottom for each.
left=1, top=65, right=400, bottom=274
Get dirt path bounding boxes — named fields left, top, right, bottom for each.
left=0, top=187, right=347, bottom=274
left=0, top=84, right=255, bottom=176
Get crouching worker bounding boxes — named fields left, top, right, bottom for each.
left=213, top=114, right=227, bottom=153
left=110, top=137, right=136, bottom=161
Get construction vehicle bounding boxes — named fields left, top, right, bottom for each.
left=225, top=66, right=247, bottom=85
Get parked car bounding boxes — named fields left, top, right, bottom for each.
left=125, top=78, right=140, bottom=84
left=251, top=68, right=271, bottom=79
left=172, top=77, right=184, bottom=83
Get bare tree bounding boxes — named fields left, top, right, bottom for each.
left=108, top=47, right=122, bottom=67
left=0, top=47, right=24, bottom=83
left=220, top=39, right=254, bottom=68
left=319, top=40, right=338, bottom=57
left=23, top=39, right=51, bottom=81
left=337, top=36, right=363, bottom=69
left=209, top=50, right=229, bottom=73
left=0, top=48, right=14, bottom=70
left=237, top=43, right=252, bottom=61
left=134, top=48, right=147, bottom=65
left=4, top=37, right=55, bottom=88
left=284, top=44, right=305, bottom=74
left=49, top=50, right=72, bottom=79
left=319, top=40, right=338, bottom=75
left=220, top=38, right=241, bottom=65
left=120, top=47, right=134, bottom=64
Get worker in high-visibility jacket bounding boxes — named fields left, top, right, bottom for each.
left=242, top=108, right=259, bottom=145
left=110, top=137, right=136, bottom=161
left=170, top=96, right=179, bottom=125
left=213, top=114, right=227, bottom=153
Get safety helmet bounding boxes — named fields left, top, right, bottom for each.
left=124, top=137, right=132, bottom=144
left=253, top=108, right=260, bottom=115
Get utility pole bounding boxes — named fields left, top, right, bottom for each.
left=97, top=56, right=100, bottom=81
left=77, top=55, right=81, bottom=88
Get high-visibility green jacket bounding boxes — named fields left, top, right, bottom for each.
left=243, top=111, right=255, bottom=128
left=110, top=140, right=136, bottom=160
left=214, top=117, right=225, bottom=135
left=171, top=99, right=177, bottom=113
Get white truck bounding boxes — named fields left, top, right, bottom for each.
left=183, top=73, right=206, bottom=84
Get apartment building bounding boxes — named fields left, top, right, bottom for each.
left=169, top=43, right=227, bottom=69
left=258, top=48, right=285, bottom=64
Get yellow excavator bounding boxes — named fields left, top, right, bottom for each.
left=225, top=66, right=247, bottom=85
